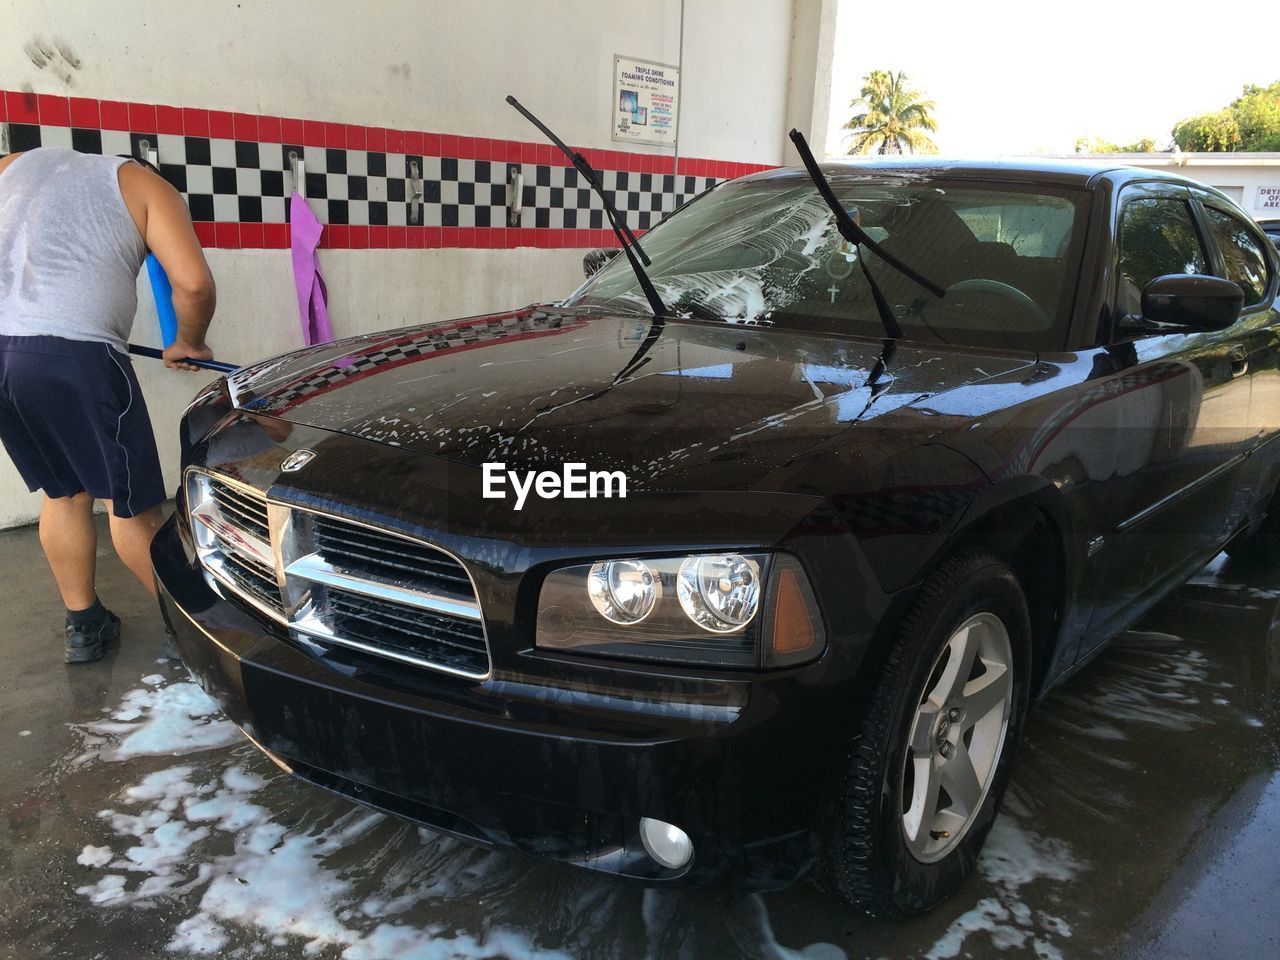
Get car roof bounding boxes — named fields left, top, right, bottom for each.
left=740, top=157, right=1217, bottom=193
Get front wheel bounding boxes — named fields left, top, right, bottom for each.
left=827, top=550, right=1031, bottom=916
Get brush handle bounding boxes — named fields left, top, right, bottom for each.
left=127, top=343, right=239, bottom=374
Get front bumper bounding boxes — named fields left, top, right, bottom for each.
left=152, top=514, right=857, bottom=889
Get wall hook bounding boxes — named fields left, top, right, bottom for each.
left=407, top=159, right=423, bottom=225
left=507, top=164, right=524, bottom=227
left=136, top=137, right=157, bottom=167
left=289, top=151, right=305, bottom=198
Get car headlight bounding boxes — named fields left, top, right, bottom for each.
left=537, top=552, right=824, bottom=669
left=677, top=554, right=761, bottom=633
left=588, top=560, right=660, bottom=624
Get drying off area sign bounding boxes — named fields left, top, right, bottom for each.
left=613, top=55, right=679, bottom=146
left=1258, top=185, right=1280, bottom=212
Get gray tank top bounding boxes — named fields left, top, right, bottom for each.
left=0, top=148, right=147, bottom=351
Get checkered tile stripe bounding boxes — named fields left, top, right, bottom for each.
left=524, top=165, right=718, bottom=231
left=3, top=120, right=722, bottom=235
left=246, top=311, right=575, bottom=411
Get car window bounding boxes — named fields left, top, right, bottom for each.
left=953, top=201, right=1075, bottom=258
left=1115, top=197, right=1207, bottom=318
left=571, top=176, right=1090, bottom=352
left=1203, top=206, right=1270, bottom=306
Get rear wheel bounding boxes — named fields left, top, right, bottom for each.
left=828, top=550, right=1031, bottom=916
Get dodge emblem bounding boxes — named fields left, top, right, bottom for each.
left=280, top=449, right=317, bottom=473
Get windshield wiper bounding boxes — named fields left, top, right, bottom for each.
left=787, top=129, right=945, bottom=339
left=507, top=95, right=667, bottom=321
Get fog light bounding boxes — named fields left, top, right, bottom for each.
left=639, top=816, right=693, bottom=869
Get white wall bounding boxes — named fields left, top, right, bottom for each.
left=0, top=0, right=834, bottom=527
left=3, top=0, right=807, bottom=165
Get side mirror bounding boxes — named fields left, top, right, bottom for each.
left=1138, top=274, right=1244, bottom=331
left=583, top=247, right=620, bottom=278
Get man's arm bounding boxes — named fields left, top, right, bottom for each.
left=118, top=163, right=217, bottom=371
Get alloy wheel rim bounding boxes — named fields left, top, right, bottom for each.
left=900, top=611, right=1013, bottom=863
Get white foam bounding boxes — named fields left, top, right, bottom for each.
left=167, top=915, right=229, bottom=955
left=74, top=681, right=239, bottom=762
left=980, top=814, right=1080, bottom=889
left=926, top=814, right=1082, bottom=960
left=72, top=673, right=845, bottom=960
left=76, top=845, right=113, bottom=868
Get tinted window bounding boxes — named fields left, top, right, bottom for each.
left=1116, top=197, right=1207, bottom=317
left=953, top=201, right=1075, bottom=258
left=571, top=176, right=1089, bottom=351
left=1203, top=206, right=1270, bottom=305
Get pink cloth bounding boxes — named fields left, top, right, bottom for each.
left=290, top=192, right=332, bottom=345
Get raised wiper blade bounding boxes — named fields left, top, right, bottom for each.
left=507, top=95, right=667, bottom=320
left=787, top=129, right=946, bottom=339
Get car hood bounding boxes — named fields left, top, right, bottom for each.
left=227, top=307, right=1035, bottom=492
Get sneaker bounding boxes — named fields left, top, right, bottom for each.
left=64, top=610, right=121, bottom=664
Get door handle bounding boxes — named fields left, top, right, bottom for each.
left=1230, top=344, right=1249, bottom=377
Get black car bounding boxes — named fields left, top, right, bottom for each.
left=155, top=157, right=1279, bottom=916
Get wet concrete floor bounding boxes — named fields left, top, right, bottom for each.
left=0, top=514, right=1276, bottom=959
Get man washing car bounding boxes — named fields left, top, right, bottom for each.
left=0, top=147, right=217, bottom=663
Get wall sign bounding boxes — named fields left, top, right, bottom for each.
left=613, top=55, right=679, bottom=146
left=1258, top=185, right=1280, bottom=212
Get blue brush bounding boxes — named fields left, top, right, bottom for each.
left=145, top=253, right=178, bottom=347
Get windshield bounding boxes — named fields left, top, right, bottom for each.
left=568, top=173, right=1090, bottom=351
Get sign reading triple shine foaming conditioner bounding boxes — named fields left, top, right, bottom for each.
left=613, top=55, right=679, bottom=146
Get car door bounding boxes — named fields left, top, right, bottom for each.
left=1081, top=183, right=1255, bottom=650
left=1194, top=198, right=1280, bottom=479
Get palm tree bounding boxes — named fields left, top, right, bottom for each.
left=843, top=70, right=938, bottom=155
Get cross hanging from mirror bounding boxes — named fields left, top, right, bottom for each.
left=828, top=283, right=840, bottom=303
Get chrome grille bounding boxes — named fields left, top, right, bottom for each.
left=328, top=592, right=488, bottom=676
left=185, top=469, right=490, bottom=680
left=187, top=473, right=284, bottom=617
left=221, top=550, right=284, bottom=609
left=208, top=477, right=270, bottom=541
left=314, top=518, right=472, bottom=593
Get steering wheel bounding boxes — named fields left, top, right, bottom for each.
left=942, top=278, right=1050, bottom=328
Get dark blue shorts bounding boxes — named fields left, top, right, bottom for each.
left=0, top=335, right=166, bottom=518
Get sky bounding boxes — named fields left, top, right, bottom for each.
left=825, top=0, right=1275, bottom=157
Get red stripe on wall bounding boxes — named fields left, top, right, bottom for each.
left=4, top=90, right=777, bottom=249
left=9, top=91, right=774, bottom=180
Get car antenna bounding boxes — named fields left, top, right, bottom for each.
left=506, top=95, right=667, bottom=321
left=787, top=129, right=946, bottom=340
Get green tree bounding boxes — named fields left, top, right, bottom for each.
left=1074, top=136, right=1159, bottom=154
left=1171, top=81, right=1279, bottom=151
left=1231, top=82, right=1280, bottom=151
left=1172, top=110, right=1243, bottom=151
left=843, top=70, right=938, bottom=155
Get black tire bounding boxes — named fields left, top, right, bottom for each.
left=1224, top=496, right=1280, bottom=566
left=827, top=550, right=1032, bottom=916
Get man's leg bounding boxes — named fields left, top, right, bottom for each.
left=104, top=502, right=166, bottom=598
left=38, top=492, right=97, bottom=610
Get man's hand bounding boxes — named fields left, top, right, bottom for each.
left=163, top=340, right=214, bottom=372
